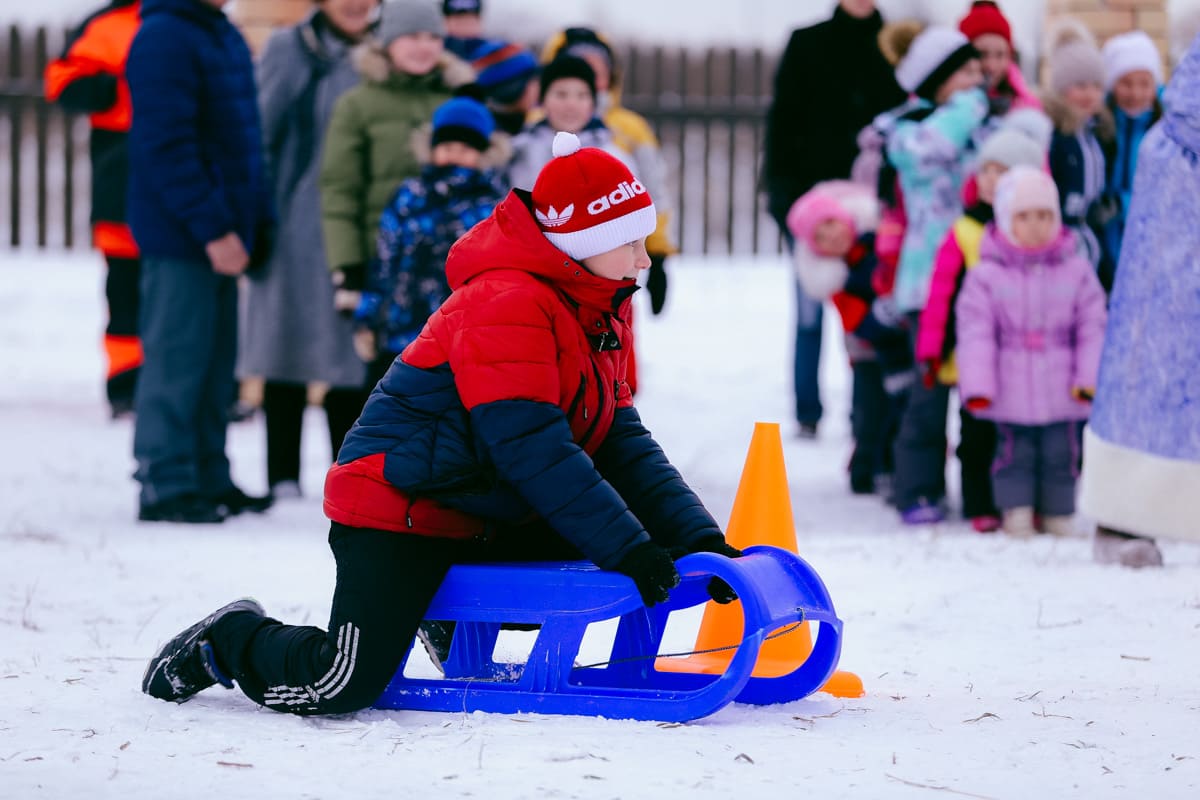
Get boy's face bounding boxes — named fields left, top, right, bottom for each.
left=431, top=141, right=482, bottom=169
left=1063, top=82, right=1104, bottom=119
left=580, top=238, right=651, bottom=281
left=934, top=59, right=984, bottom=105
left=976, top=161, right=1008, bottom=204
left=543, top=78, right=595, bottom=133
left=812, top=219, right=854, bottom=257
left=972, top=34, right=1011, bottom=90
left=1010, top=208, right=1058, bottom=249
left=387, top=32, right=445, bottom=76
left=1112, top=70, right=1156, bottom=115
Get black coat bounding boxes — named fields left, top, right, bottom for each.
left=763, top=7, right=906, bottom=229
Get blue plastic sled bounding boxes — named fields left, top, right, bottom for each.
left=372, top=545, right=844, bottom=722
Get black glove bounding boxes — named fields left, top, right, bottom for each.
left=646, top=254, right=668, bottom=315
left=687, top=537, right=742, bottom=604
left=614, top=541, right=680, bottom=607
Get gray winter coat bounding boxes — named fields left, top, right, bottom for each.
left=237, top=11, right=367, bottom=388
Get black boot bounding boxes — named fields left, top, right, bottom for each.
left=208, top=486, right=274, bottom=517
left=138, top=493, right=226, bottom=524
left=142, top=598, right=264, bottom=702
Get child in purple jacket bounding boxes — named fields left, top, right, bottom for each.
left=955, top=166, right=1107, bottom=538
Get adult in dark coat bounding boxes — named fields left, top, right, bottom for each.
left=763, top=0, right=906, bottom=436
left=125, top=0, right=273, bottom=523
left=239, top=0, right=380, bottom=499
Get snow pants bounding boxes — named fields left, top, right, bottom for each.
left=958, top=408, right=999, bottom=519
left=209, top=521, right=583, bottom=715
left=892, top=315, right=950, bottom=509
left=103, top=255, right=142, bottom=411
left=991, top=421, right=1080, bottom=515
left=849, top=360, right=900, bottom=484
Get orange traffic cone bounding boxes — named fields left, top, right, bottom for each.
left=656, top=421, right=863, bottom=698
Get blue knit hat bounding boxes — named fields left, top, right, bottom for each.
left=431, top=96, right=495, bottom=151
left=472, top=40, right=540, bottom=104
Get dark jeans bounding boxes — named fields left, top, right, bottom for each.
left=793, top=278, right=823, bottom=426
left=104, top=255, right=141, bottom=407
left=209, top=521, right=583, bottom=716
left=133, top=257, right=237, bottom=505
left=262, top=381, right=369, bottom=487
left=849, top=360, right=901, bottom=482
left=992, top=421, right=1080, bottom=515
left=892, top=314, right=950, bottom=509
left=958, top=408, right=999, bottom=519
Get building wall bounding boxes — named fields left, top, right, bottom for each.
left=1045, top=0, right=1169, bottom=58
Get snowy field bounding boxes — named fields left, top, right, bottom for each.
left=2, top=250, right=1199, bottom=799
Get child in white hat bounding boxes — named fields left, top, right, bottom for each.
left=1101, top=30, right=1164, bottom=269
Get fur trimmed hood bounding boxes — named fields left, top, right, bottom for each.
left=1042, top=90, right=1115, bottom=140
left=786, top=181, right=880, bottom=301
left=353, top=39, right=475, bottom=88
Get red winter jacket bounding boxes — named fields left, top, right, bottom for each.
left=325, top=189, right=722, bottom=568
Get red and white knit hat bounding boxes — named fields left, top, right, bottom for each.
left=532, top=132, right=657, bottom=261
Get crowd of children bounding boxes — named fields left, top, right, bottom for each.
left=788, top=0, right=1179, bottom=565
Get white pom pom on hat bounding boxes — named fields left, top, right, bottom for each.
left=532, top=131, right=657, bottom=262
left=552, top=130, right=582, bottom=158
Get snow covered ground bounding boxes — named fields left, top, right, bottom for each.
left=2, top=250, right=1199, bottom=799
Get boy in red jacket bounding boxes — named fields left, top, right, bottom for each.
left=140, top=132, right=740, bottom=715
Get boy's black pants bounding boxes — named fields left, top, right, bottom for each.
left=209, top=522, right=581, bottom=715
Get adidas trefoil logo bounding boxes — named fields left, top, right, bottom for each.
left=536, top=204, right=574, bottom=228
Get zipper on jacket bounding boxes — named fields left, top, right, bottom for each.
left=565, top=378, right=587, bottom=424
left=578, top=362, right=607, bottom=450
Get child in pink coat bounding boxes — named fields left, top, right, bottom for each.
left=955, top=166, right=1107, bottom=538
left=916, top=118, right=1048, bottom=532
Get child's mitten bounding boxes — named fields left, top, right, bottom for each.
left=614, top=542, right=681, bottom=607
left=685, top=537, right=743, bottom=603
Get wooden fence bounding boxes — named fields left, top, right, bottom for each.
left=0, top=26, right=785, bottom=255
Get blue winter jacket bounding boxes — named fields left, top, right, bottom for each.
left=125, top=0, right=269, bottom=261
left=357, top=164, right=505, bottom=354
left=1102, top=99, right=1162, bottom=269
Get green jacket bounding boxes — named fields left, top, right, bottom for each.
left=319, top=45, right=473, bottom=272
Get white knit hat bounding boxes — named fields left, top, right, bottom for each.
left=977, top=126, right=1046, bottom=170
left=895, top=27, right=978, bottom=100
left=1103, top=31, right=1164, bottom=91
left=532, top=132, right=657, bottom=261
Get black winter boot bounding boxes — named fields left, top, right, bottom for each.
left=142, top=599, right=264, bottom=702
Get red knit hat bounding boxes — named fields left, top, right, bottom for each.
left=958, top=1, right=1012, bottom=47
left=532, top=132, right=657, bottom=261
